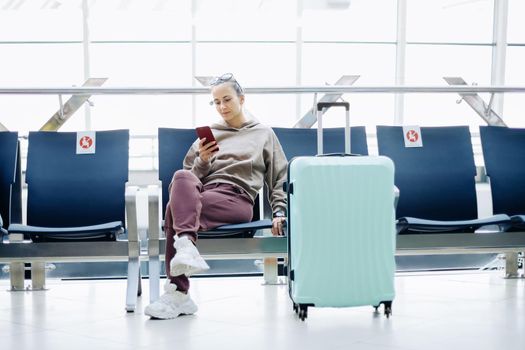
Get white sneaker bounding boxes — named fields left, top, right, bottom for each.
left=144, top=282, right=198, bottom=319
left=170, top=236, right=210, bottom=277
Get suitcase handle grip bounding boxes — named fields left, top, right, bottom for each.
left=316, top=102, right=351, bottom=155
left=317, top=101, right=349, bottom=111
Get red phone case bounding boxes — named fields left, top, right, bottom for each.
left=196, top=126, right=219, bottom=151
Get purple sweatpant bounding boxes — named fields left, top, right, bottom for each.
left=164, top=170, right=253, bottom=291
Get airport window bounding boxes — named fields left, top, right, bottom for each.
left=195, top=43, right=296, bottom=127
left=504, top=47, right=525, bottom=127
left=507, top=0, right=525, bottom=43
left=406, top=0, right=494, bottom=43
left=0, top=43, right=84, bottom=133
left=505, top=0, right=525, bottom=127
left=88, top=43, right=193, bottom=133
left=302, top=0, right=397, bottom=42
left=0, top=5, right=82, bottom=41
left=89, top=1, right=192, bottom=41
left=404, top=45, right=492, bottom=127
left=302, top=43, right=396, bottom=127
left=195, top=7, right=296, bottom=42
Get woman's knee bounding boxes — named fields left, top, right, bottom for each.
left=172, top=169, right=198, bottom=183
left=169, top=169, right=201, bottom=195
left=174, top=169, right=193, bottom=178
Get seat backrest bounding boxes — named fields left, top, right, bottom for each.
left=376, top=125, right=477, bottom=220
left=158, top=128, right=262, bottom=221
left=26, top=130, right=129, bottom=227
left=272, top=127, right=369, bottom=160
left=0, top=131, right=21, bottom=229
left=480, top=126, right=525, bottom=216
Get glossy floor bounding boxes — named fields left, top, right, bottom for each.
left=1, top=271, right=524, bottom=350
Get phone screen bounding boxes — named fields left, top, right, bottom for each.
left=196, top=126, right=219, bottom=151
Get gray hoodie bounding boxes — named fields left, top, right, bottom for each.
left=183, top=119, right=288, bottom=216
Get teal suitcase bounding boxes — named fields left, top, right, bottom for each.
left=287, top=102, right=396, bottom=321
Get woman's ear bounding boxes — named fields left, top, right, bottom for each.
left=239, top=95, right=245, bottom=106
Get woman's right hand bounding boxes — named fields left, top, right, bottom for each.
left=198, top=138, right=219, bottom=162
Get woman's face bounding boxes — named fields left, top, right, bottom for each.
left=211, top=83, right=245, bottom=124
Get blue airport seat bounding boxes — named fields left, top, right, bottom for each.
left=151, top=127, right=276, bottom=303
left=8, top=130, right=129, bottom=241
left=376, top=125, right=510, bottom=234
left=272, top=127, right=368, bottom=159
left=158, top=128, right=271, bottom=238
left=480, top=126, right=525, bottom=230
left=3, top=130, right=141, bottom=311
left=0, top=131, right=22, bottom=235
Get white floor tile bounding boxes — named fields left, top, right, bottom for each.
left=0, top=271, right=523, bottom=350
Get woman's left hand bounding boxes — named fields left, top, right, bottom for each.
left=271, top=217, right=286, bottom=236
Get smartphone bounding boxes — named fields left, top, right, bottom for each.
left=195, top=126, right=219, bottom=151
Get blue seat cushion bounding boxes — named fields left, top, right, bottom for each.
left=193, top=219, right=273, bottom=238
left=161, top=219, right=274, bottom=239
left=197, top=219, right=273, bottom=238
left=8, top=221, right=124, bottom=242
left=396, top=214, right=511, bottom=234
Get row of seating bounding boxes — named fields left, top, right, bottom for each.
left=1, top=126, right=525, bottom=310
left=147, top=125, right=525, bottom=301
left=0, top=130, right=141, bottom=311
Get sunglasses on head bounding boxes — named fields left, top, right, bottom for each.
left=209, top=73, right=235, bottom=86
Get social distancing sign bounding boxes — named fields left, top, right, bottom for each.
left=76, top=131, right=96, bottom=154
left=402, top=126, right=423, bottom=148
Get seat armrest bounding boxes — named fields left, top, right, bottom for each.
left=146, top=182, right=163, bottom=303
left=147, top=184, right=162, bottom=242
left=125, top=184, right=139, bottom=245
left=393, top=185, right=400, bottom=210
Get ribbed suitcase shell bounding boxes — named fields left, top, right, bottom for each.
left=288, top=155, right=396, bottom=308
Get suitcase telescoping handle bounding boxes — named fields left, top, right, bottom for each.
left=316, top=101, right=350, bottom=155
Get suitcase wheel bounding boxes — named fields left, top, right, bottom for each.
left=298, top=304, right=308, bottom=321
left=383, top=301, right=393, bottom=318
left=373, top=301, right=393, bottom=318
